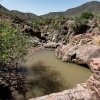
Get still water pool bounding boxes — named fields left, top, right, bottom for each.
left=22, top=50, right=91, bottom=88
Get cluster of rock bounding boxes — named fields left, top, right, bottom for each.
left=87, top=20, right=100, bottom=35
left=42, top=20, right=100, bottom=50
left=69, top=33, right=94, bottom=45
left=29, top=58, right=100, bottom=100
left=87, top=58, right=100, bottom=99
left=28, top=19, right=100, bottom=100
left=55, top=44, right=100, bottom=65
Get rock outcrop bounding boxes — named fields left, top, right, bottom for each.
left=69, top=33, right=94, bottom=45
left=55, top=45, right=100, bottom=65
left=87, top=58, right=100, bottom=99
left=29, top=83, right=92, bottom=100
left=44, top=42, right=60, bottom=49
left=29, top=58, right=100, bottom=100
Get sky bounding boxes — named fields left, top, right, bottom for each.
left=0, top=0, right=100, bottom=16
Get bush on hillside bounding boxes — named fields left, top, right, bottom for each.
left=43, top=18, right=52, bottom=25
left=70, top=17, right=89, bottom=35
left=80, top=12, right=94, bottom=19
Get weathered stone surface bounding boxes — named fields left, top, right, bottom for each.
left=87, top=58, right=100, bottom=99
left=69, top=33, right=94, bottom=45
left=56, top=45, right=100, bottom=65
left=55, top=44, right=72, bottom=59
left=89, top=58, right=100, bottom=71
left=44, top=42, right=60, bottom=49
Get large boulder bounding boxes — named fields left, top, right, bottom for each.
left=55, top=45, right=100, bottom=65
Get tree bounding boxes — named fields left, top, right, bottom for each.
left=0, top=21, right=31, bottom=99
left=43, top=18, right=52, bottom=25
left=80, top=12, right=94, bottom=19
left=70, top=17, right=89, bottom=35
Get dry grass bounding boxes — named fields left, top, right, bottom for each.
left=92, top=36, right=100, bottom=46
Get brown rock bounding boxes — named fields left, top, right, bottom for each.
left=56, top=45, right=100, bottom=65
left=90, top=58, right=100, bottom=71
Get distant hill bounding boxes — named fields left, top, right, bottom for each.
left=11, top=10, right=38, bottom=20
left=0, top=5, right=38, bottom=24
left=0, top=1, right=100, bottom=20
left=41, top=12, right=65, bottom=18
left=41, top=1, right=100, bottom=18
left=0, top=4, right=9, bottom=11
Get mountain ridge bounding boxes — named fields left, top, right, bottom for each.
left=41, top=1, right=100, bottom=18
left=0, top=1, right=100, bottom=19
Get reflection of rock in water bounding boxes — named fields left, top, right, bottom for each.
left=25, top=61, right=67, bottom=99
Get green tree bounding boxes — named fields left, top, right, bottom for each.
left=43, top=18, right=52, bottom=25
left=70, top=17, right=89, bottom=35
left=80, top=12, right=94, bottom=19
left=0, top=21, right=31, bottom=99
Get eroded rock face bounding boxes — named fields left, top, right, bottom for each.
left=69, top=33, right=94, bottom=45
left=55, top=44, right=72, bottom=59
left=55, top=45, right=100, bottom=65
left=87, top=58, right=100, bottom=99
left=90, top=58, right=100, bottom=70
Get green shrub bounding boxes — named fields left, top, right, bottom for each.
left=43, top=18, right=52, bottom=25
left=70, top=17, right=89, bottom=34
left=12, top=16, right=24, bottom=24
left=0, top=21, right=31, bottom=100
left=80, top=12, right=94, bottom=19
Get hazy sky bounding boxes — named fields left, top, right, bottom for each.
left=0, top=0, right=100, bottom=15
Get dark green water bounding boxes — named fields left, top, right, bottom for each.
left=22, top=50, right=91, bottom=88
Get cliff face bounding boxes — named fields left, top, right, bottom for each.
left=29, top=58, right=100, bottom=100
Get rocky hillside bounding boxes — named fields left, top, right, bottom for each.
left=0, top=1, right=100, bottom=22
left=41, top=1, right=100, bottom=18
left=0, top=4, right=38, bottom=25
left=11, top=10, right=38, bottom=20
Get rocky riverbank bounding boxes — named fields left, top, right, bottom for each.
left=55, top=44, right=100, bottom=65
left=28, top=17, right=100, bottom=100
